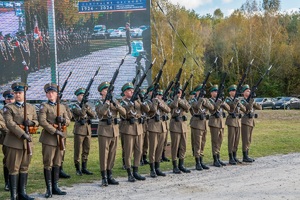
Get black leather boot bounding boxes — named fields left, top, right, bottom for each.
left=122, top=158, right=126, bottom=170
left=195, top=157, right=203, bottom=171
left=161, top=150, right=170, bottom=162
left=178, top=159, right=191, bottom=173
left=243, top=151, right=254, bottom=163
left=217, top=154, right=226, bottom=166
left=107, top=170, right=119, bottom=185
left=52, top=166, right=67, bottom=195
left=200, top=157, right=210, bottom=170
left=75, top=163, right=82, bottom=176
left=229, top=153, right=237, bottom=165
left=155, top=162, right=166, bottom=177
left=247, top=150, right=255, bottom=162
left=149, top=163, right=157, bottom=178
left=44, top=169, right=52, bottom=198
left=213, top=155, right=221, bottom=167
left=4, top=166, right=10, bottom=191
left=132, top=166, right=146, bottom=180
left=82, top=162, right=93, bottom=175
left=9, top=174, right=18, bottom=200
left=126, top=168, right=135, bottom=182
left=59, top=163, right=70, bottom=179
left=18, top=173, right=34, bottom=200
left=233, top=152, right=242, bottom=164
left=100, top=171, right=108, bottom=187
left=172, top=160, right=181, bottom=174
left=143, top=155, right=149, bottom=165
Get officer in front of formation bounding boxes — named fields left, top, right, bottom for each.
left=225, top=85, right=246, bottom=165
left=71, top=88, right=96, bottom=176
left=120, top=82, right=150, bottom=182
left=39, top=83, right=70, bottom=198
left=3, top=82, right=39, bottom=200
left=189, top=84, right=213, bottom=170
left=95, top=81, right=126, bottom=186
left=1, top=90, right=15, bottom=192
left=240, top=84, right=262, bottom=162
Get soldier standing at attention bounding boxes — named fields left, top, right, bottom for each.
left=3, top=82, right=38, bottom=200
left=120, top=82, right=150, bottom=182
left=168, top=87, right=191, bottom=174
left=125, top=22, right=131, bottom=55
left=208, top=85, right=230, bottom=167
left=1, top=90, right=15, bottom=191
left=189, top=85, right=213, bottom=170
left=140, top=88, right=149, bottom=165
left=95, top=82, right=126, bottom=186
left=225, top=85, right=246, bottom=165
left=240, top=84, right=262, bottom=162
left=71, top=88, right=96, bottom=175
left=39, top=83, right=70, bottom=198
left=147, top=89, right=170, bottom=177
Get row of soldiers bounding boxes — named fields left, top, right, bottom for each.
left=0, top=30, right=90, bottom=84
left=0, top=78, right=261, bottom=199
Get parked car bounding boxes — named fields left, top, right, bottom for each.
left=274, top=97, right=300, bottom=109
left=290, top=98, right=300, bottom=109
left=91, top=30, right=109, bottom=39
left=130, top=28, right=143, bottom=38
left=254, top=97, right=275, bottom=109
left=139, top=25, right=149, bottom=31
left=110, top=29, right=126, bottom=38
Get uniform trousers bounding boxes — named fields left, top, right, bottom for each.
left=170, top=131, right=187, bottom=160
left=6, top=147, right=31, bottom=175
left=241, top=125, right=253, bottom=152
left=42, top=144, right=63, bottom=170
left=191, top=128, right=205, bottom=158
left=74, top=134, right=91, bottom=164
left=209, top=126, right=224, bottom=155
left=148, top=131, right=166, bottom=163
left=98, top=135, right=117, bottom=171
left=228, top=126, right=240, bottom=153
left=123, top=134, right=143, bottom=168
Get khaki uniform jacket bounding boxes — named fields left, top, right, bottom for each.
left=240, top=98, right=262, bottom=127
left=95, top=99, right=126, bottom=138
left=225, top=97, right=246, bottom=127
left=39, top=102, right=70, bottom=146
left=3, top=103, right=38, bottom=149
left=190, top=97, right=214, bottom=130
left=208, top=98, right=230, bottom=128
left=0, top=109, right=9, bottom=145
left=71, top=102, right=96, bottom=136
left=119, top=98, right=150, bottom=136
left=147, top=98, right=171, bottom=133
left=168, top=96, right=191, bottom=133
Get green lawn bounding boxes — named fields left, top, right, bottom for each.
left=0, top=110, right=299, bottom=199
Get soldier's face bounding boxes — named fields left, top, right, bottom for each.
left=211, top=91, right=217, bottom=98
left=101, top=88, right=108, bottom=97
left=5, top=98, right=15, bottom=104
left=229, top=90, right=236, bottom=97
left=14, top=91, right=24, bottom=102
left=157, top=94, right=162, bottom=100
left=46, top=91, right=58, bottom=102
left=243, top=89, right=250, bottom=98
left=177, top=90, right=182, bottom=98
left=124, top=89, right=134, bottom=98
left=77, top=94, right=84, bottom=102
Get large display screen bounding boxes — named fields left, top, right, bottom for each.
left=0, top=0, right=151, bottom=101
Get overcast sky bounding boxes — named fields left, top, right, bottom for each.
left=168, top=0, right=300, bottom=16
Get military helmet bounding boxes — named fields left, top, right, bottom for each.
left=209, top=84, right=218, bottom=93
left=228, top=84, right=237, bottom=92
left=11, top=82, right=28, bottom=92
left=3, top=90, right=14, bottom=99
left=122, top=82, right=134, bottom=92
left=74, top=88, right=86, bottom=96
left=98, top=81, right=110, bottom=92
left=193, top=84, right=203, bottom=92
left=241, top=84, right=250, bottom=93
left=44, top=83, right=58, bottom=93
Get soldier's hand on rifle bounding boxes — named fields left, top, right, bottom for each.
left=21, top=134, right=32, bottom=142
left=55, top=130, right=65, bottom=138
left=56, top=116, right=66, bottom=124
left=23, top=120, right=35, bottom=127
left=234, top=98, right=240, bottom=105
left=139, top=93, right=145, bottom=102
left=83, top=96, right=89, bottom=103
left=111, top=98, right=117, bottom=107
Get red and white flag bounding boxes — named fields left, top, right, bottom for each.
left=34, top=16, right=42, bottom=41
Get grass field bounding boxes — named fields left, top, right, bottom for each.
left=0, top=109, right=299, bottom=199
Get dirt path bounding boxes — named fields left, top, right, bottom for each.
left=32, top=153, right=300, bottom=200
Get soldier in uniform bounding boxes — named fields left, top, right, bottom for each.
left=189, top=85, right=214, bottom=170
left=120, top=82, right=150, bottom=182
left=95, top=82, right=126, bottom=186
left=39, top=83, right=70, bottom=198
left=240, top=84, right=262, bottom=162
left=125, top=23, right=131, bottom=55
left=168, top=87, right=191, bottom=174
left=3, top=82, right=38, bottom=200
left=71, top=88, right=96, bottom=175
left=208, top=85, right=230, bottom=167
left=147, top=89, right=170, bottom=177
left=1, top=90, right=15, bottom=191
left=119, top=92, right=126, bottom=169
left=140, top=88, right=149, bottom=165
left=225, top=85, right=246, bottom=165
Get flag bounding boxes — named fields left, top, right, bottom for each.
left=34, top=16, right=42, bottom=41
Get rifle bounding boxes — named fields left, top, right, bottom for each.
left=56, top=84, right=65, bottom=151
left=79, top=67, right=100, bottom=108
left=215, top=72, right=227, bottom=102
left=23, top=83, right=32, bottom=155
left=132, top=69, right=141, bottom=86
left=162, top=80, right=174, bottom=101
left=171, top=57, right=186, bottom=99
left=234, top=59, right=254, bottom=100
left=130, top=58, right=156, bottom=102
left=181, top=74, right=193, bottom=99
left=59, top=71, right=72, bottom=99
left=104, top=59, right=125, bottom=102
left=247, top=65, right=273, bottom=102
left=151, top=59, right=167, bottom=99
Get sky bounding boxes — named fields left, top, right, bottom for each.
left=168, top=0, right=300, bottom=16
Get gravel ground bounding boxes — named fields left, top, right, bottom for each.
left=31, top=153, right=300, bottom=200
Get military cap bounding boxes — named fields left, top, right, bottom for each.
left=44, top=83, right=58, bottom=93
left=189, top=91, right=196, bottom=95
left=140, top=89, right=147, bottom=95
left=122, top=82, right=134, bottom=92
left=194, top=84, right=203, bottom=92
left=157, top=89, right=163, bottom=95
left=228, top=84, right=237, bottom=92
left=210, top=84, right=218, bottom=92
left=120, top=92, right=124, bottom=97
left=241, top=84, right=250, bottom=93
left=74, top=88, right=86, bottom=96
left=11, top=82, right=27, bottom=92
left=4, top=33, right=11, bottom=39
left=3, top=90, right=14, bottom=99
left=172, top=85, right=182, bottom=91
left=98, top=81, right=110, bottom=92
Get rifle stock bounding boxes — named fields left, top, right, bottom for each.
left=23, top=84, right=32, bottom=155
